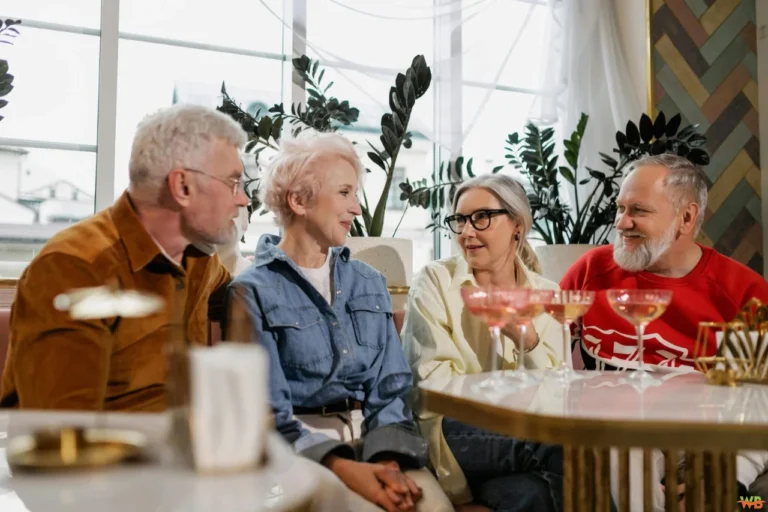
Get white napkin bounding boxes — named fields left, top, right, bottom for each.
left=188, top=343, right=269, bottom=473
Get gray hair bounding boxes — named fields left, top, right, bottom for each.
left=129, top=104, right=247, bottom=197
left=452, top=174, right=541, bottom=274
left=628, top=153, right=708, bottom=234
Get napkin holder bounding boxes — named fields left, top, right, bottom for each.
left=167, top=343, right=271, bottom=475
left=694, top=298, right=768, bottom=386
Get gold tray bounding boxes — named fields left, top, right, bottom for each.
left=7, top=427, right=149, bottom=471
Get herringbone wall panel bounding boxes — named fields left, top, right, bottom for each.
left=651, top=0, right=761, bottom=273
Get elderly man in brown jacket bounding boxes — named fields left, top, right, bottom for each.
left=0, top=104, right=249, bottom=411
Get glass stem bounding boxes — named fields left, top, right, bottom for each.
left=518, top=322, right=527, bottom=373
left=562, top=321, right=572, bottom=370
left=489, top=326, right=501, bottom=373
left=636, top=323, right=646, bottom=374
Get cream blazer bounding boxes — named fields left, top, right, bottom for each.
left=400, top=254, right=563, bottom=504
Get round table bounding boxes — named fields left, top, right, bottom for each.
left=0, top=411, right=320, bottom=512
left=420, top=370, right=768, bottom=512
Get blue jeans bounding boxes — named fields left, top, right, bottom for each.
left=442, top=417, right=563, bottom=512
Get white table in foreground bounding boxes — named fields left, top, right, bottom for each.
left=0, top=411, right=319, bottom=512
left=419, top=370, right=768, bottom=512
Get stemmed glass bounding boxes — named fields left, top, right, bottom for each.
left=605, top=289, right=673, bottom=390
left=544, top=290, right=595, bottom=384
left=460, top=286, right=530, bottom=393
left=505, top=289, right=556, bottom=387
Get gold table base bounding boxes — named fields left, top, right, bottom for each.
left=562, top=446, right=738, bottom=512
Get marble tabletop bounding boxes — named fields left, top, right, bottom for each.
left=0, top=411, right=320, bottom=512
left=419, top=370, right=768, bottom=450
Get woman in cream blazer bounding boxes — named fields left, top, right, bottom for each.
left=401, top=174, right=565, bottom=512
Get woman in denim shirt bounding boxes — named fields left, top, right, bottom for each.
left=227, top=130, right=451, bottom=512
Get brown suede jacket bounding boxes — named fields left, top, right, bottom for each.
left=0, top=192, right=231, bottom=411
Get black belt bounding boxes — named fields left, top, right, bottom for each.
left=294, top=399, right=364, bottom=416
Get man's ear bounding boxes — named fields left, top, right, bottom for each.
left=679, top=202, right=700, bottom=235
left=286, top=191, right=307, bottom=217
left=167, top=168, right=192, bottom=207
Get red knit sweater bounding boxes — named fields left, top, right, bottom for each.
left=560, top=245, right=768, bottom=370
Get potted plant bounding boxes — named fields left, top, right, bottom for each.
left=0, top=19, right=22, bottom=122
left=218, top=54, right=431, bottom=298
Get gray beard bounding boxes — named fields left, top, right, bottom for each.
left=613, top=222, right=677, bottom=272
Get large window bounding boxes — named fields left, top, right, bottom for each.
left=0, top=5, right=101, bottom=263
left=0, top=0, right=556, bottom=273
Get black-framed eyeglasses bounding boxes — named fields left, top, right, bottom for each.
left=183, top=167, right=243, bottom=197
left=444, top=209, right=509, bottom=234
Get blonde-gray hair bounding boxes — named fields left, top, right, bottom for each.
left=129, top=104, right=247, bottom=198
left=628, top=153, right=708, bottom=234
left=452, top=174, right=541, bottom=275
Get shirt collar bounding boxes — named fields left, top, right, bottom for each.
left=252, top=233, right=351, bottom=267
left=448, top=253, right=535, bottom=290
left=111, top=191, right=209, bottom=273
left=111, top=191, right=164, bottom=273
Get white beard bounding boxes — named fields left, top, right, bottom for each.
left=613, top=221, right=678, bottom=272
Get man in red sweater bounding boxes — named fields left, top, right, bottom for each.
left=561, top=153, right=768, bottom=373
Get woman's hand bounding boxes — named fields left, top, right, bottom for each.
left=376, top=460, right=423, bottom=506
left=500, top=322, right=539, bottom=351
left=324, top=455, right=418, bottom=511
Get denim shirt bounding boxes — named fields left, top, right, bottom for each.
left=227, top=234, right=428, bottom=467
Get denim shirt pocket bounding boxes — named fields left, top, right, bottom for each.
left=346, top=293, right=392, bottom=349
left=263, top=305, right=332, bottom=369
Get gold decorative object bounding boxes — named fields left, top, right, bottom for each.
left=694, top=298, right=768, bottom=386
left=387, top=285, right=410, bottom=296
left=6, top=427, right=148, bottom=471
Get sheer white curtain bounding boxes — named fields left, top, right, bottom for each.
left=552, top=0, right=644, bottom=205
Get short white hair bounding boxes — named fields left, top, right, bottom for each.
left=129, top=104, right=247, bottom=193
left=260, top=129, right=364, bottom=226
left=628, top=153, right=709, bottom=234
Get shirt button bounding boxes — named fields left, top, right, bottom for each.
left=332, top=322, right=337, bottom=326
left=336, top=290, right=341, bottom=295
left=295, top=322, right=299, bottom=326
left=375, top=305, right=380, bottom=310
left=342, top=349, right=348, bottom=354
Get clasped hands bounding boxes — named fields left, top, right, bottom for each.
left=325, top=454, right=423, bottom=511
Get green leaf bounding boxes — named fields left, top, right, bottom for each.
left=244, top=140, right=259, bottom=153
left=455, top=156, right=464, bottom=179
left=625, top=121, right=640, bottom=146
left=258, top=116, right=272, bottom=140
left=466, top=158, right=474, bottom=177
left=367, top=152, right=386, bottom=171
left=665, top=113, right=682, bottom=136
left=318, top=69, right=325, bottom=85
left=312, top=59, right=319, bottom=77
left=492, top=165, right=504, bottom=174
left=639, top=114, right=654, bottom=143
left=271, top=116, right=283, bottom=140
left=559, top=166, right=575, bottom=185
left=307, top=88, right=321, bottom=99
left=381, top=125, right=399, bottom=155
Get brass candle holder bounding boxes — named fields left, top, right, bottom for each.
left=694, top=298, right=768, bottom=386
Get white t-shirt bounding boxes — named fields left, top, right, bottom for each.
left=298, top=251, right=333, bottom=304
